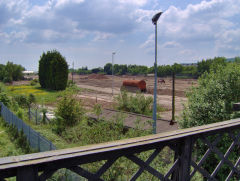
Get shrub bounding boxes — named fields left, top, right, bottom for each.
left=93, top=104, right=102, bottom=121
left=53, top=94, right=84, bottom=134
left=13, top=95, right=28, bottom=108
left=179, top=63, right=240, bottom=180
left=179, top=63, right=240, bottom=128
left=30, top=79, right=38, bottom=86
left=115, top=91, right=153, bottom=116
left=38, top=50, right=68, bottom=90
left=0, top=92, right=11, bottom=107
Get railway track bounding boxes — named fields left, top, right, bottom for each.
left=88, top=108, right=178, bottom=133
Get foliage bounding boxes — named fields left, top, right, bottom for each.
left=91, top=67, right=104, bottom=74
left=0, top=119, right=24, bottom=157
left=179, top=62, right=240, bottom=179
left=197, top=57, right=226, bottom=77
left=30, top=79, right=38, bottom=86
left=0, top=119, right=31, bottom=155
left=179, top=63, right=240, bottom=128
left=12, top=93, right=35, bottom=109
left=93, top=103, right=102, bottom=121
left=103, top=63, right=112, bottom=75
left=13, top=94, right=28, bottom=108
left=0, top=62, right=25, bottom=83
left=115, top=90, right=153, bottom=116
left=74, top=66, right=92, bottom=75
left=40, top=107, right=48, bottom=124
left=0, top=92, right=11, bottom=108
left=38, top=50, right=68, bottom=90
left=53, top=94, right=84, bottom=134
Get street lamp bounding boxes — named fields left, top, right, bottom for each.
left=152, top=12, right=163, bottom=134
left=112, top=52, right=116, bottom=96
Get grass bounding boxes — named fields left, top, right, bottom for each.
left=0, top=119, right=24, bottom=157
left=5, top=84, right=81, bottom=105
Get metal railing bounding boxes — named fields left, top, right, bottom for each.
left=0, top=118, right=240, bottom=180
left=0, top=102, right=56, bottom=152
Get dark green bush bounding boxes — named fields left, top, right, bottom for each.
left=30, top=79, right=38, bottom=86
left=38, top=50, right=68, bottom=90
left=0, top=92, right=11, bottom=107
left=179, top=62, right=240, bottom=180
left=13, top=95, right=28, bottom=108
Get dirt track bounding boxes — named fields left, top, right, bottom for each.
left=73, top=74, right=197, bottom=121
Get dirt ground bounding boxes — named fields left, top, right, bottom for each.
left=72, top=74, right=197, bottom=121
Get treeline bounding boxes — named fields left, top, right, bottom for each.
left=0, top=62, right=25, bottom=83
left=71, top=56, right=240, bottom=78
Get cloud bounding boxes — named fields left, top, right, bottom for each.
left=0, top=0, right=240, bottom=69
left=118, top=0, right=147, bottom=6
left=140, top=0, right=240, bottom=61
left=0, top=0, right=149, bottom=44
left=163, top=41, right=180, bottom=48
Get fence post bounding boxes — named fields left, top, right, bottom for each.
left=35, top=109, right=38, bottom=125
left=50, top=142, right=52, bottom=150
left=12, top=112, right=14, bottom=126
left=38, top=133, right=40, bottom=151
left=28, top=107, right=31, bottom=121
left=28, top=125, right=31, bottom=143
left=179, top=137, right=193, bottom=181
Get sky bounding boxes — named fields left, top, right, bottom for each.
left=0, top=0, right=240, bottom=71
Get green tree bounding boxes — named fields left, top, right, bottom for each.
left=197, top=57, right=226, bottom=77
left=179, top=63, right=240, bottom=179
left=38, top=50, right=68, bottom=90
left=54, top=94, right=84, bottom=133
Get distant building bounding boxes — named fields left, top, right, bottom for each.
left=22, top=71, right=38, bottom=75
left=180, top=63, right=197, bottom=67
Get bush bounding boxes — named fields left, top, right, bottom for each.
left=30, top=79, right=38, bottom=86
left=13, top=95, right=28, bottom=108
left=0, top=92, right=11, bottom=107
left=179, top=63, right=240, bottom=128
left=115, top=91, right=153, bottom=116
left=179, top=63, right=240, bottom=180
left=53, top=94, right=84, bottom=134
left=38, top=50, right=68, bottom=90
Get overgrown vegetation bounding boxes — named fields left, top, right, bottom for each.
left=0, top=62, right=25, bottom=83
left=115, top=90, right=165, bottom=116
left=53, top=94, right=84, bottom=134
left=0, top=119, right=25, bottom=157
left=39, top=50, right=68, bottom=90
left=179, top=62, right=240, bottom=180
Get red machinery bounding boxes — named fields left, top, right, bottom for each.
left=122, top=80, right=146, bottom=92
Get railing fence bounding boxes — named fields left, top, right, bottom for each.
left=0, top=102, right=56, bottom=152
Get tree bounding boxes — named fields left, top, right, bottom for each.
left=197, top=57, right=226, bottom=77
left=54, top=94, right=84, bottom=133
left=179, top=63, right=240, bottom=179
left=38, top=50, right=68, bottom=90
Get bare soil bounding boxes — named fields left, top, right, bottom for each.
left=73, top=74, right=197, bottom=121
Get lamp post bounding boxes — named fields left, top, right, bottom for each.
left=112, top=52, right=116, bottom=96
left=152, top=12, right=163, bottom=134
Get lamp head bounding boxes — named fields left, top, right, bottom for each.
left=152, top=12, right=163, bottom=25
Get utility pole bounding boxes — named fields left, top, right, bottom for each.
left=72, top=61, right=74, bottom=83
left=152, top=12, right=162, bottom=134
left=170, top=72, right=175, bottom=125
left=112, top=52, right=116, bottom=96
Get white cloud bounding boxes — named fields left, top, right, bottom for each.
left=163, top=41, right=180, bottom=48
left=55, top=0, right=84, bottom=8
left=0, top=0, right=240, bottom=69
left=139, top=0, right=240, bottom=61
left=118, top=0, right=147, bottom=6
